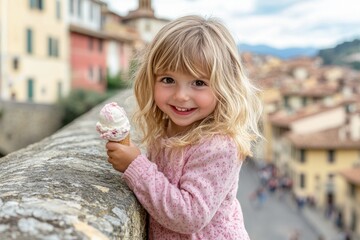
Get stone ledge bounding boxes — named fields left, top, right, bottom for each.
left=0, top=89, right=147, bottom=240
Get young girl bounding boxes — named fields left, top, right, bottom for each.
left=106, top=15, right=262, bottom=239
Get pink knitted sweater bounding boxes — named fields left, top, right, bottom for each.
left=123, top=135, right=250, bottom=240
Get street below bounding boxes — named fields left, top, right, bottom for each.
left=237, top=161, right=319, bottom=240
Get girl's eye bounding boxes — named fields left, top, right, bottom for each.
left=193, top=80, right=207, bottom=87
left=160, top=77, right=174, bottom=84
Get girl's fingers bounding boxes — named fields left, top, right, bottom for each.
left=106, top=141, right=119, bottom=150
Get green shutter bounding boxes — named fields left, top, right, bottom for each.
left=28, top=79, right=34, bottom=101
left=29, top=0, right=36, bottom=8
left=48, top=37, right=52, bottom=56
left=26, top=29, right=33, bottom=54
left=38, top=0, right=43, bottom=10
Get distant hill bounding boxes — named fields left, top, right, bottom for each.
left=318, top=39, right=360, bottom=70
left=238, top=43, right=318, bottom=59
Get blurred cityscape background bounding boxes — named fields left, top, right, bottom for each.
left=0, top=0, right=360, bottom=239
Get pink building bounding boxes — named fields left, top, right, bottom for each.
left=68, top=0, right=108, bottom=93
left=70, top=27, right=107, bottom=93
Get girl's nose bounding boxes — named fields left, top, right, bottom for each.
left=174, top=86, right=190, bottom=101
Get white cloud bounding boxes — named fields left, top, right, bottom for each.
left=106, top=0, right=360, bottom=48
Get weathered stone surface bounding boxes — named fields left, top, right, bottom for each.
left=0, top=89, right=147, bottom=240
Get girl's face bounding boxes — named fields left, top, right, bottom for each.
left=154, top=71, right=217, bottom=136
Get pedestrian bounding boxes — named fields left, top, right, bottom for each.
left=105, top=15, right=262, bottom=239
left=256, top=186, right=267, bottom=208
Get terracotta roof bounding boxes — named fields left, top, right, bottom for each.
left=339, top=168, right=360, bottom=185
left=269, top=97, right=359, bottom=127
left=281, top=84, right=338, bottom=97
left=269, top=104, right=336, bottom=127
left=286, top=127, right=360, bottom=149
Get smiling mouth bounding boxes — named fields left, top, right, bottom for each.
left=175, top=106, right=191, bottom=111
left=171, top=105, right=196, bottom=114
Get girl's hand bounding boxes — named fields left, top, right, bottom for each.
left=106, top=141, right=141, bottom=173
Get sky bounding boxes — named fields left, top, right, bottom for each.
left=106, top=0, right=360, bottom=49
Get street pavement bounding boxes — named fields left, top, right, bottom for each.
left=237, top=160, right=333, bottom=240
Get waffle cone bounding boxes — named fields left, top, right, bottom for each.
left=118, top=134, right=130, bottom=146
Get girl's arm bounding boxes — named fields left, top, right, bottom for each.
left=123, top=136, right=242, bottom=234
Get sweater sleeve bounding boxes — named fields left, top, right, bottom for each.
left=122, top=136, right=242, bottom=234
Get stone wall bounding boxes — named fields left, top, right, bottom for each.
left=0, top=101, right=63, bottom=155
left=0, top=89, right=147, bottom=239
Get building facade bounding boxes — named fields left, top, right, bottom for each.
left=122, top=0, right=169, bottom=44
left=68, top=0, right=108, bottom=92
left=340, top=167, right=360, bottom=238
left=0, top=0, right=70, bottom=103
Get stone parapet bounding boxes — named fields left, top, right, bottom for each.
left=0, top=89, right=147, bottom=239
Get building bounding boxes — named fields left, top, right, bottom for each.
left=102, top=8, right=142, bottom=80
left=122, top=0, right=169, bottom=44
left=285, top=99, right=360, bottom=210
left=68, top=0, right=108, bottom=93
left=339, top=167, right=360, bottom=238
left=0, top=0, right=70, bottom=103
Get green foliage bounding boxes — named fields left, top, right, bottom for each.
left=58, top=89, right=113, bottom=126
left=350, top=61, right=360, bottom=70
left=106, top=71, right=131, bottom=90
left=318, top=39, right=360, bottom=69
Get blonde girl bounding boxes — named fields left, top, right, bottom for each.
left=106, top=15, right=262, bottom=239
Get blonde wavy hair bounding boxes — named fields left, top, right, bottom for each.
left=133, top=15, right=262, bottom=157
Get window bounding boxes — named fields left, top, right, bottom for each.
left=99, top=67, right=103, bottom=82
left=349, top=183, right=356, bottom=198
left=29, top=0, right=43, bottom=10
left=291, top=145, right=296, bottom=160
left=302, top=97, right=307, bottom=106
left=89, top=67, right=93, bottom=81
left=328, top=150, right=335, bottom=163
left=299, top=149, right=306, bottom=163
left=69, top=0, right=74, bottom=15
left=89, top=38, right=93, bottom=50
left=351, top=210, right=357, bottom=232
left=13, top=58, right=19, bottom=70
left=56, top=0, right=61, bottom=20
left=89, top=3, right=94, bottom=20
left=284, top=96, right=290, bottom=108
left=29, top=0, right=36, bottom=8
left=48, top=37, right=52, bottom=56
left=26, top=28, right=33, bottom=54
left=98, top=39, right=103, bottom=52
left=78, top=0, right=82, bottom=18
left=48, top=37, right=59, bottom=57
left=300, top=173, right=306, bottom=189
left=27, top=79, right=34, bottom=101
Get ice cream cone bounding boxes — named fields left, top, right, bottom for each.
left=118, top=134, right=130, bottom=146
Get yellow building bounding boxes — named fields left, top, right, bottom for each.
left=0, top=0, right=70, bottom=103
left=287, top=124, right=360, bottom=210
left=339, top=167, right=360, bottom=238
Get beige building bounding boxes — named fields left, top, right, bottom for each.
left=0, top=0, right=70, bottom=103
left=122, top=0, right=169, bottom=44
